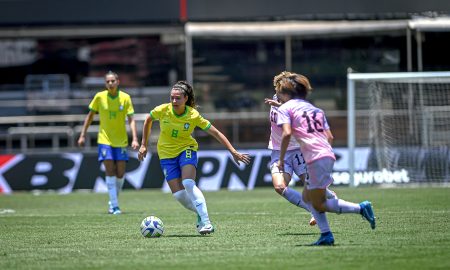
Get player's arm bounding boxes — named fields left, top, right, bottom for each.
left=206, top=125, right=251, bottom=165
left=78, top=110, right=95, bottom=147
left=278, top=123, right=292, bottom=172
left=127, top=115, right=139, bottom=150
left=138, top=114, right=153, bottom=161
left=325, top=129, right=334, bottom=145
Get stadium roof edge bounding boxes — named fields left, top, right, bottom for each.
left=185, top=20, right=409, bottom=37
left=185, top=18, right=450, bottom=37
left=409, top=17, right=450, bottom=31
left=0, top=25, right=183, bottom=38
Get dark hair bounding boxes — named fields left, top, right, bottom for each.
left=105, top=70, right=119, bottom=80
left=275, top=73, right=312, bottom=99
left=172, top=81, right=196, bottom=108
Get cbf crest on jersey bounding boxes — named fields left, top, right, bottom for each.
left=119, top=104, right=124, bottom=111
left=183, top=123, right=190, bottom=131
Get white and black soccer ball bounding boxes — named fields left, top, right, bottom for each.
left=140, top=216, right=164, bottom=238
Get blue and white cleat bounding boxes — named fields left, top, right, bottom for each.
left=311, top=231, right=334, bottom=246
left=111, top=206, right=121, bottom=215
left=198, top=223, right=215, bottom=235
left=360, top=201, right=376, bottom=229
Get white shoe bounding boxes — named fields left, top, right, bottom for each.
left=288, top=180, right=296, bottom=187
left=198, top=223, right=215, bottom=235
left=309, top=216, right=316, bottom=226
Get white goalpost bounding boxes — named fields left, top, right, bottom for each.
left=347, top=71, right=450, bottom=186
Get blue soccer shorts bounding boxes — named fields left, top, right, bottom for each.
left=160, top=149, right=198, bottom=181
left=98, top=144, right=129, bottom=162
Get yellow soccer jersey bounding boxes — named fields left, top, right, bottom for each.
left=150, top=103, right=211, bottom=159
left=89, top=90, right=134, bottom=147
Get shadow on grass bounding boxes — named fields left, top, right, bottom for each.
left=164, top=234, right=210, bottom=238
left=279, top=232, right=317, bottom=236
left=295, top=243, right=338, bottom=247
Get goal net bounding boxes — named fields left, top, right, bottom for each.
left=347, top=72, right=450, bottom=186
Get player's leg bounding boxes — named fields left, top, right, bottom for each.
left=318, top=170, right=375, bottom=229
left=104, top=160, right=120, bottom=214
left=307, top=185, right=338, bottom=226
left=308, top=188, right=334, bottom=245
left=162, top=157, right=202, bottom=231
left=99, top=144, right=120, bottom=214
left=161, top=156, right=197, bottom=212
left=325, top=195, right=376, bottom=229
left=180, top=150, right=213, bottom=234
left=114, top=145, right=129, bottom=190
left=271, top=150, right=310, bottom=212
left=181, top=164, right=214, bottom=234
left=307, top=158, right=335, bottom=245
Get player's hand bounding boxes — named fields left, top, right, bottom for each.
left=131, top=139, right=139, bottom=150
left=77, top=136, right=85, bottom=147
left=138, top=145, right=148, bottom=161
left=277, top=160, right=285, bottom=173
left=264, top=98, right=281, bottom=107
left=231, top=151, right=251, bottom=165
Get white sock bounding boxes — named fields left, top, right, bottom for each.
left=106, top=176, right=118, bottom=208
left=182, top=179, right=210, bottom=225
left=326, top=188, right=338, bottom=199
left=116, top=177, right=125, bottom=196
left=173, top=190, right=197, bottom=213
left=282, top=187, right=310, bottom=212
left=325, top=199, right=361, bottom=214
left=309, top=204, right=331, bottom=233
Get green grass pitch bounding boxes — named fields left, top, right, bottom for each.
left=1, top=187, right=449, bottom=269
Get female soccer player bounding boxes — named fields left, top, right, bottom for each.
left=78, top=71, right=139, bottom=215
left=275, top=72, right=376, bottom=245
left=138, top=81, right=251, bottom=235
left=265, top=71, right=338, bottom=226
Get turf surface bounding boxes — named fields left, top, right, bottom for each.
left=1, top=187, right=449, bottom=269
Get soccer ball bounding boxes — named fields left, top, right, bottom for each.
left=140, top=216, right=164, bottom=238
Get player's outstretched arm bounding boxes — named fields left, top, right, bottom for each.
left=138, top=115, right=153, bottom=161
left=206, top=125, right=251, bottom=165
left=78, top=111, right=95, bottom=147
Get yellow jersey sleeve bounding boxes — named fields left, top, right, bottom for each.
left=88, top=93, right=100, bottom=112
left=125, top=95, right=135, bottom=116
left=150, top=104, right=166, bottom=120
left=195, top=113, right=211, bottom=131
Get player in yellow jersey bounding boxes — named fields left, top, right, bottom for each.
left=78, top=71, right=139, bottom=215
left=138, top=81, right=251, bottom=234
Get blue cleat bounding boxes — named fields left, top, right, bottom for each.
left=112, top=206, right=121, bottom=215
left=360, top=201, right=376, bottom=229
left=311, top=231, right=334, bottom=246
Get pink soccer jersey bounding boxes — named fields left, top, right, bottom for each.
left=268, top=97, right=300, bottom=151
left=277, top=99, right=335, bottom=163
